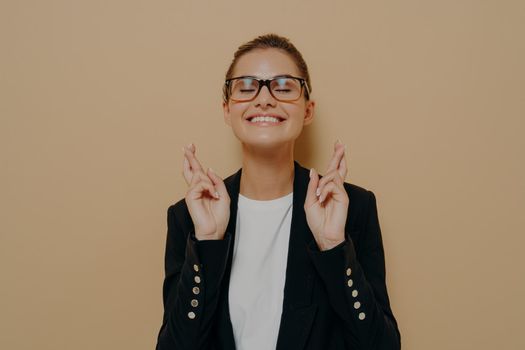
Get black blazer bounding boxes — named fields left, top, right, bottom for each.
left=155, top=161, right=401, bottom=349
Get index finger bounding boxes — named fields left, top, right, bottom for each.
left=182, top=153, right=193, bottom=185
left=184, top=143, right=204, bottom=173
left=338, top=149, right=348, bottom=181
left=325, top=140, right=345, bottom=174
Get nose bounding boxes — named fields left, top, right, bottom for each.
left=254, top=85, right=277, bottom=108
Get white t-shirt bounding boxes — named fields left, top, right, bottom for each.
left=228, top=191, right=294, bottom=350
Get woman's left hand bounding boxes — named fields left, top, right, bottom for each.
left=304, top=140, right=349, bottom=251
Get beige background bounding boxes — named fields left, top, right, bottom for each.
left=1, top=0, right=524, bottom=349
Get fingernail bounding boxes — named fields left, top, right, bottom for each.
left=309, top=168, right=313, bottom=178
left=209, top=167, right=215, bottom=174
left=319, top=195, right=324, bottom=203
left=214, top=191, right=220, bottom=198
left=316, top=188, right=320, bottom=197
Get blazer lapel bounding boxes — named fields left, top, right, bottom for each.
left=275, top=161, right=318, bottom=350
left=214, top=166, right=241, bottom=349
left=215, top=161, right=317, bottom=350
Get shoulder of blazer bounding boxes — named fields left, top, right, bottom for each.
left=343, top=181, right=375, bottom=215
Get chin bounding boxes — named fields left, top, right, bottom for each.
left=230, top=125, right=301, bottom=148
left=240, top=136, right=296, bottom=151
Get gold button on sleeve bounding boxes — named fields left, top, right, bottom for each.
left=188, top=311, right=196, bottom=319
left=192, top=286, right=200, bottom=295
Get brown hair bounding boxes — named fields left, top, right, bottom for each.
left=223, top=33, right=312, bottom=102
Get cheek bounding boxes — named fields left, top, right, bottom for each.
left=282, top=104, right=306, bottom=120
left=229, top=103, right=249, bottom=119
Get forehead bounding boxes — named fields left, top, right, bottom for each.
left=232, top=48, right=301, bottom=79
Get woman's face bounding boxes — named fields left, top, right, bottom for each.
left=222, top=48, right=315, bottom=150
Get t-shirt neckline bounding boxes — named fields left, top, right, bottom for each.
left=238, top=191, right=293, bottom=209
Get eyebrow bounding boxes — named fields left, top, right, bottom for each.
left=230, top=74, right=296, bottom=80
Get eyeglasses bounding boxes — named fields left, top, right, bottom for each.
left=223, top=75, right=310, bottom=102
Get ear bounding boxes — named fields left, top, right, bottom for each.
left=223, top=100, right=232, bottom=126
left=303, top=99, right=315, bottom=126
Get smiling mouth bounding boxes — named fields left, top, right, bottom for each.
left=246, top=115, right=286, bottom=125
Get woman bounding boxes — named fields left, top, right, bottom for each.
left=156, top=34, right=401, bottom=350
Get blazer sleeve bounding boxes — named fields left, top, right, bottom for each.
left=155, top=204, right=232, bottom=350
left=306, top=190, right=401, bottom=350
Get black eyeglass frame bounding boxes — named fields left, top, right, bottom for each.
left=223, top=75, right=311, bottom=103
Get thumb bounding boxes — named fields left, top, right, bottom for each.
left=207, top=168, right=227, bottom=198
left=305, top=168, right=319, bottom=208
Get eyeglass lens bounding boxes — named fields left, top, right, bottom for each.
left=229, top=77, right=302, bottom=101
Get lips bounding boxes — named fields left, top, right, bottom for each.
left=245, top=114, right=286, bottom=122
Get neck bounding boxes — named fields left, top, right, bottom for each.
left=239, top=143, right=295, bottom=200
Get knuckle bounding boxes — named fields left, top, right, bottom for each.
left=197, top=173, right=210, bottom=184
left=190, top=177, right=200, bottom=187
left=322, top=177, right=331, bottom=185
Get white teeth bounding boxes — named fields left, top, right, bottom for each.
left=249, top=116, right=281, bottom=123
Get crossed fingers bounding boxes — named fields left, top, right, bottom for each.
left=316, top=141, right=348, bottom=203
left=182, top=143, right=219, bottom=199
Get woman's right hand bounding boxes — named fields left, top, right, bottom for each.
left=182, top=143, right=230, bottom=240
